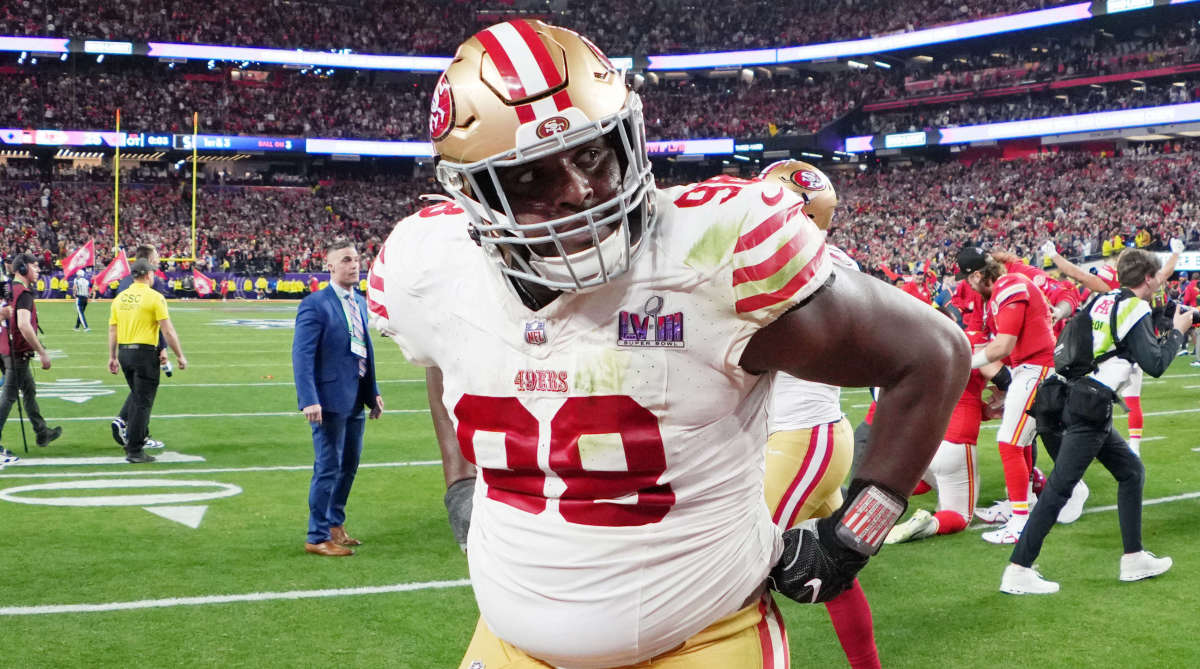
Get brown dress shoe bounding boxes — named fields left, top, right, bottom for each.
left=305, top=540, right=354, bottom=557
left=330, top=525, right=363, bottom=546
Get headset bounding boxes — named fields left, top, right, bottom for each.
left=12, top=253, right=35, bottom=277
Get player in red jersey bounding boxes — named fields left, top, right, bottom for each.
left=886, top=330, right=1009, bottom=543
left=1043, top=239, right=1184, bottom=455
left=956, top=247, right=1055, bottom=544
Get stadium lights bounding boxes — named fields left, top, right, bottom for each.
left=59, top=53, right=66, bottom=62
left=95, top=54, right=103, bottom=63
left=732, top=154, right=750, bottom=161
left=800, top=151, right=823, bottom=159
left=874, top=60, right=891, bottom=69
left=847, top=60, right=869, bottom=70
left=913, top=55, right=933, bottom=62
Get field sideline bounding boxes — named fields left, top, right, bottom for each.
left=2, top=301, right=1197, bottom=667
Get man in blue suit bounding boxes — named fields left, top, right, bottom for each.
left=292, top=238, right=384, bottom=557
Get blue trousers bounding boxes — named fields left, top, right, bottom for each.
left=307, top=409, right=365, bottom=544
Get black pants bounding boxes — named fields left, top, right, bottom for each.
left=1011, top=379, right=1145, bottom=567
left=0, top=353, right=49, bottom=442
left=74, top=297, right=89, bottom=329
left=117, top=345, right=160, bottom=454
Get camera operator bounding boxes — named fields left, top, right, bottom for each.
left=1001, top=248, right=1194, bottom=594
left=0, top=253, right=63, bottom=452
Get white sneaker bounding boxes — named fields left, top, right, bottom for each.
left=1057, top=480, right=1089, bottom=524
left=144, top=437, right=165, bottom=450
left=0, top=447, right=19, bottom=467
left=1119, top=551, right=1172, bottom=582
left=1000, top=563, right=1060, bottom=595
left=885, top=509, right=939, bottom=544
left=982, top=519, right=1024, bottom=544
left=975, top=499, right=1010, bottom=524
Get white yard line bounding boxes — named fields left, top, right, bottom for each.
left=0, top=579, right=473, bottom=616
left=7, top=488, right=1199, bottom=616
left=4, top=409, right=429, bottom=424
left=969, top=490, right=1200, bottom=532
left=0, top=460, right=442, bottom=479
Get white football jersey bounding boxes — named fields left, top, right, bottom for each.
left=370, top=177, right=831, bottom=668
left=768, top=245, right=858, bottom=432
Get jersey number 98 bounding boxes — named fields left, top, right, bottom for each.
left=454, top=395, right=676, bottom=527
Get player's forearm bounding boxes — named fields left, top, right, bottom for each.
left=108, top=325, right=118, bottom=358
left=856, top=323, right=970, bottom=493
left=1050, top=255, right=1109, bottom=294
left=427, top=367, right=475, bottom=487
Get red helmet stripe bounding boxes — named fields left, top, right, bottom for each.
left=552, top=89, right=573, bottom=111
left=508, top=20, right=564, bottom=89
left=476, top=28, right=528, bottom=100
left=515, top=104, right=536, bottom=124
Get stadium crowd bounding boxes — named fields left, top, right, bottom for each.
left=3, top=0, right=1075, bottom=56
left=826, top=142, right=1200, bottom=279
left=0, top=66, right=427, bottom=139
left=0, top=173, right=429, bottom=278
left=4, top=139, right=1198, bottom=287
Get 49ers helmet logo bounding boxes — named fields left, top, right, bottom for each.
left=790, top=169, right=826, bottom=191
left=536, top=116, right=571, bottom=138
left=429, top=74, right=455, bottom=141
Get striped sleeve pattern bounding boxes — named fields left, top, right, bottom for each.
left=732, top=199, right=831, bottom=323
left=990, top=276, right=1029, bottom=311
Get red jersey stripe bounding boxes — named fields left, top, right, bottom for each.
left=735, top=244, right=827, bottom=314
left=734, top=202, right=804, bottom=254
left=733, top=235, right=801, bottom=287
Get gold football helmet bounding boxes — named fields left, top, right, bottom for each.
left=431, top=20, right=655, bottom=291
left=758, top=160, right=838, bottom=230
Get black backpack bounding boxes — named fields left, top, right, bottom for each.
left=1053, top=292, right=1126, bottom=380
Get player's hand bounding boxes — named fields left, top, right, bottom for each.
left=769, top=480, right=906, bottom=604
left=444, top=477, right=474, bottom=553
left=38, top=351, right=51, bottom=370
left=1170, top=238, right=1185, bottom=254
left=176, top=355, right=187, bottom=371
left=1040, top=240, right=1057, bottom=258
left=369, top=395, right=384, bottom=419
left=108, top=357, right=119, bottom=374
left=302, top=403, right=322, bottom=425
left=159, top=349, right=168, bottom=366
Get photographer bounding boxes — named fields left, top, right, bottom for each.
left=0, top=253, right=63, bottom=452
left=1001, top=248, right=1194, bottom=594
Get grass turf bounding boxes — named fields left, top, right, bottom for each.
left=2, top=300, right=1197, bottom=667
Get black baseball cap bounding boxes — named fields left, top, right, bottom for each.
left=955, top=246, right=988, bottom=280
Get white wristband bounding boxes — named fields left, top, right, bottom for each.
left=970, top=349, right=992, bottom=369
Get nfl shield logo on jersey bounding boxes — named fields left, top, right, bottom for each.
left=525, top=319, right=547, bottom=345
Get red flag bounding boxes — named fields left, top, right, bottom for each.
left=193, top=269, right=215, bottom=296
left=93, top=250, right=131, bottom=290
left=62, top=239, right=95, bottom=280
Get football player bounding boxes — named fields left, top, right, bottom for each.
left=957, top=247, right=1055, bottom=544
left=371, top=21, right=968, bottom=668
left=759, top=160, right=880, bottom=669
left=1043, top=239, right=1183, bottom=456
left=887, top=330, right=1008, bottom=543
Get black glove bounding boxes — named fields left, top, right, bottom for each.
left=769, top=479, right=906, bottom=604
left=443, top=477, right=474, bottom=553
left=991, top=366, right=1012, bottom=392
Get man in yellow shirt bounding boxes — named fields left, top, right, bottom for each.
left=108, top=258, right=187, bottom=463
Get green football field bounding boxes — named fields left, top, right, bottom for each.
left=2, top=300, right=1197, bottom=668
